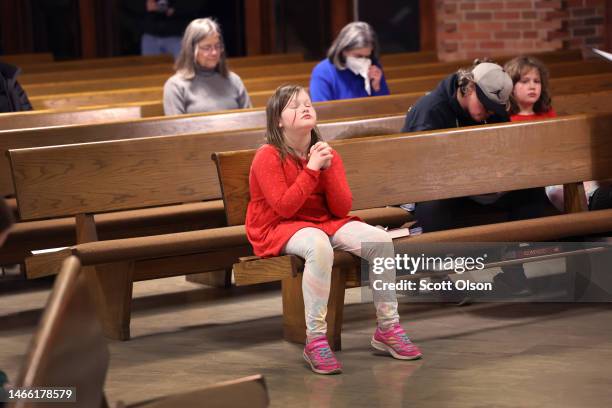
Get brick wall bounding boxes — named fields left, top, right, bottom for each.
left=436, top=0, right=607, bottom=61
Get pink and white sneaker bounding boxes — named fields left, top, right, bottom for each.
left=303, top=336, right=342, bottom=375
left=371, top=324, right=422, bottom=360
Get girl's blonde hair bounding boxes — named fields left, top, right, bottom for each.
left=504, top=55, right=552, bottom=114
left=265, top=84, right=322, bottom=161
left=174, top=18, right=229, bottom=79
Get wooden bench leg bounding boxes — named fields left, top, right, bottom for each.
left=83, top=261, right=135, bottom=341
left=185, top=269, right=232, bottom=288
left=281, top=267, right=347, bottom=351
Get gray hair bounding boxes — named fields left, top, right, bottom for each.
left=327, top=21, right=380, bottom=69
left=175, top=18, right=228, bottom=79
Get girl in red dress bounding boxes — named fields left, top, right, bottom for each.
left=246, top=84, right=422, bottom=374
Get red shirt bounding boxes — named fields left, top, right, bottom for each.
left=246, top=144, right=360, bottom=257
left=510, top=108, right=557, bottom=122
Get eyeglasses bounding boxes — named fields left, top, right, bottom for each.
left=198, top=43, right=224, bottom=54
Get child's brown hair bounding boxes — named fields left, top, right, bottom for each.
left=504, top=55, right=552, bottom=114
left=265, top=84, right=322, bottom=160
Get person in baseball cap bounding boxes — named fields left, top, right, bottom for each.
left=471, top=62, right=513, bottom=119
left=401, top=59, right=512, bottom=132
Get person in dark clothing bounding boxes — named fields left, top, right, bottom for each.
left=402, top=59, right=511, bottom=132
left=0, top=62, right=32, bottom=113
left=122, top=0, right=203, bottom=60
left=402, top=60, right=553, bottom=296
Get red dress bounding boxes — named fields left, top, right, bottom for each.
left=510, top=108, right=557, bottom=122
left=246, top=144, right=360, bottom=257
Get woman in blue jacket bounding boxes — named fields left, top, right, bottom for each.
left=310, top=21, right=390, bottom=102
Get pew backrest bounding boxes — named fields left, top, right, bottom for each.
left=7, top=115, right=404, bottom=220
left=213, top=113, right=612, bottom=226
left=14, top=256, right=109, bottom=408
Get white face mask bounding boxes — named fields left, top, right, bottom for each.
left=345, top=56, right=372, bottom=95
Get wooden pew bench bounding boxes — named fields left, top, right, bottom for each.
left=10, top=255, right=269, bottom=408
left=29, top=69, right=612, bottom=111
left=22, top=57, right=610, bottom=98
left=2, top=114, right=405, bottom=270
left=6, top=116, right=411, bottom=340
left=212, top=112, right=612, bottom=350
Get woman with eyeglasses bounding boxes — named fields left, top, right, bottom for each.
left=309, top=21, right=389, bottom=102
left=163, top=18, right=252, bottom=115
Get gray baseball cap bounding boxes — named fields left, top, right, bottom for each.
left=472, top=62, right=513, bottom=118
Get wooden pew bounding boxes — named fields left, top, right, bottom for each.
left=6, top=115, right=410, bottom=339
left=16, top=50, right=429, bottom=86
left=0, top=53, right=54, bottom=65
left=212, top=113, right=612, bottom=350
left=0, top=96, right=418, bottom=196
left=4, top=88, right=612, bottom=198
left=17, top=49, right=582, bottom=86
left=1, top=114, right=405, bottom=269
left=28, top=70, right=612, bottom=111
left=10, top=255, right=269, bottom=408
left=0, top=106, right=143, bottom=131
left=23, top=58, right=611, bottom=97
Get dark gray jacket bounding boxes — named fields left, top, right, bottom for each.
left=0, top=62, right=32, bottom=112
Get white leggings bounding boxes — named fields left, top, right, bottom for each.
left=283, top=221, right=399, bottom=340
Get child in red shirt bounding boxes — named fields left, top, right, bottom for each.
left=246, top=85, right=422, bottom=374
left=504, top=56, right=608, bottom=210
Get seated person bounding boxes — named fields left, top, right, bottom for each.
left=0, top=61, right=32, bottom=112
left=402, top=60, right=552, bottom=295
left=163, top=18, right=251, bottom=115
left=309, top=21, right=389, bottom=102
left=505, top=55, right=611, bottom=211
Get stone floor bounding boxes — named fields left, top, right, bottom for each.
left=2, top=263, right=612, bottom=407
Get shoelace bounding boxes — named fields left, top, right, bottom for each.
left=391, top=328, right=417, bottom=351
left=316, top=346, right=334, bottom=361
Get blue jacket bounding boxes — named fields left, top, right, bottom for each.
left=309, top=58, right=390, bottom=102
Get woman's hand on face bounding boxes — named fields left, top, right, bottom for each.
left=307, top=142, right=333, bottom=171
left=368, top=65, right=383, bottom=92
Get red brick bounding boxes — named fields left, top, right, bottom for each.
left=585, top=36, right=604, bottom=45
left=545, top=10, right=569, bottom=20
left=565, top=0, right=585, bottom=6
left=443, top=42, right=459, bottom=52
left=573, top=27, right=596, bottom=36
left=457, top=22, right=478, bottom=31
left=465, top=12, right=493, bottom=20
left=547, top=30, right=570, bottom=40
left=494, top=31, right=521, bottom=39
left=478, top=2, right=504, bottom=10
left=522, top=11, right=538, bottom=19
left=571, top=8, right=597, bottom=17
left=441, top=31, right=465, bottom=40
left=535, top=0, right=561, bottom=8
left=494, top=11, right=521, bottom=19
left=443, top=3, right=458, bottom=14
left=584, top=16, right=604, bottom=25
left=584, top=0, right=604, bottom=6
left=460, top=3, right=477, bottom=10
left=506, top=1, right=534, bottom=8
left=466, top=31, right=492, bottom=40
left=479, top=41, right=505, bottom=48
left=462, top=41, right=479, bottom=50
left=523, top=31, right=539, bottom=39
left=444, top=23, right=458, bottom=32
left=506, top=21, right=533, bottom=29
left=478, top=22, right=501, bottom=31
